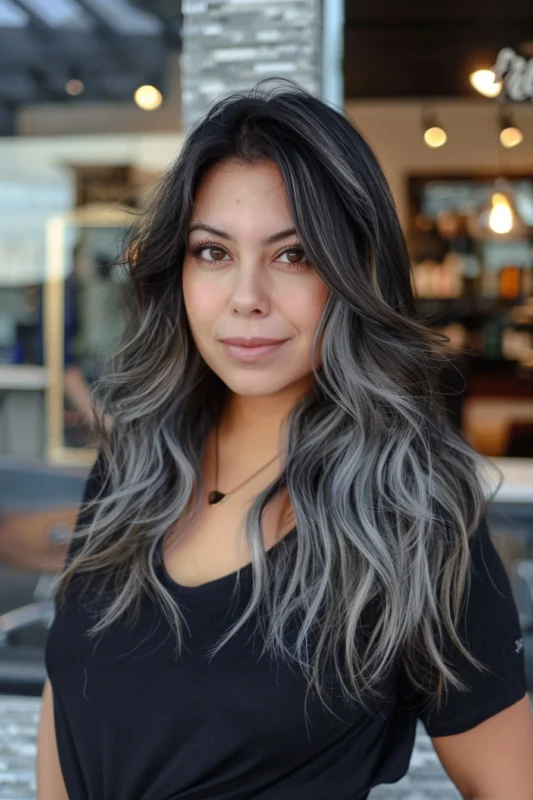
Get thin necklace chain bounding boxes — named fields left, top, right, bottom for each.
left=208, top=422, right=280, bottom=506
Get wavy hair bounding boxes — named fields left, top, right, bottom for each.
left=55, top=79, right=502, bottom=713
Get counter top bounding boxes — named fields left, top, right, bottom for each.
left=487, top=458, right=533, bottom=503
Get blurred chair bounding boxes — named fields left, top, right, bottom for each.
left=0, top=457, right=86, bottom=695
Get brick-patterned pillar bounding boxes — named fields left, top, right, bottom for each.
left=180, top=0, right=343, bottom=131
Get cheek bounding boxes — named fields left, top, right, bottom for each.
left=182, top=269, right=222, bottom=333
left=287, top=282, right=329, bottom=339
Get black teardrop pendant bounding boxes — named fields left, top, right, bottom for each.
left=208, top=490, right=226, bottom=506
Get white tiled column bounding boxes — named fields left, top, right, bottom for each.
left=180, top=0, right=329, bottom=130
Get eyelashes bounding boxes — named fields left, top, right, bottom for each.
left=189, top=239, right=228, bottom=261
left=188, top=239, right=309, bottom=268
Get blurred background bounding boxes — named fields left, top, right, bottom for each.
left=0, top=1, right=533, bottom=797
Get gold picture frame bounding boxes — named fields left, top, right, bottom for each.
left=44, top=203, right=134, bottom=466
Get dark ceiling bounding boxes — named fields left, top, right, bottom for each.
left=344, top=0, right=533, bottom=98
left=0, top=0, right=531, bottom=137
left=0, top=0, right=182, bottom=134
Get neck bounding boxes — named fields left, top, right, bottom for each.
left=220, top=378, right=312, bottom=452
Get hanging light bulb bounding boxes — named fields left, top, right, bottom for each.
left=500, top=111, right=524, bottom=148
left=500, top=125, right=523, bottom=148
left=134, top=85, right=163, bottom=111
left=470, top=179, right=526, bottom=240
left=488, top=192, right=513, bottom=234
left=424, top=126, right=447, bottom=148
left=469, top=69, right=502, bottom=98
left=422, top=109, right=447, bottom=148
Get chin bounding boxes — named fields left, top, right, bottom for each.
left=207, top=364, right=282, bottom=397
left=218, top=367, right=314, bottom=400
left=223, top=378, right=288, bottom=398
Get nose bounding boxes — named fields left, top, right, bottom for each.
left=229, top=262, right=271, bottom=318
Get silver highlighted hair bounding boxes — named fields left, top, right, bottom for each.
left=56, top=79, right=501, bottom=714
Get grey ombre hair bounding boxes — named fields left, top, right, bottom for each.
left=56, top=79, right=502, bottom=713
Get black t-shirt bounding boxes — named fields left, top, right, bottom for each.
left=45, top=453, right=528, bottom=800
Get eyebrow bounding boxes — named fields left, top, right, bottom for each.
left=188, top=224, right=298, bottom=246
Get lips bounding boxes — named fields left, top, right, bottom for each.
left=219, top=337, right=287, bottom=347
left=219, top=337, right=288, bottom=363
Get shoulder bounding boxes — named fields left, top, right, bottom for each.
left=399, top=515, right=528, bottom=737
left=460, top=515, right=521, bottom=646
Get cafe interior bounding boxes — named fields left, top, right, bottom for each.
left=0, top=0, right=532, bottom=795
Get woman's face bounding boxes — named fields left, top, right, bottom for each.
left=182, top=160, right=329, bottom=399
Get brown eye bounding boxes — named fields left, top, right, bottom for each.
left=287, top=249, right=303, bottom=263
left=191, top=242, right=230, bottom=264
left=208, top=247, right=226, bottom=261
left=277, top=247, right=308, bottom=267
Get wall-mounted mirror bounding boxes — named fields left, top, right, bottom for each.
left=44, top=204, right=133, bottom=466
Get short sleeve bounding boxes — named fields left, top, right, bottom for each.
left=399, top=515, right=528, bottom=738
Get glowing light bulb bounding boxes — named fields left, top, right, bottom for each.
left=489, top=193, right=513, bottom=234
left=423, top=126, right=447, bottom=148
left=469, top=69, right=502, bottom=98
left=134, top=85, right=163, bottom=111
left=500, top=125, right=524, bottom=148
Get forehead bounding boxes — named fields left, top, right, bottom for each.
left=190, top=160, right=293, bottom=232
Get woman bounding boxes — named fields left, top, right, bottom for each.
left=38, top=81, right=533, bottom=799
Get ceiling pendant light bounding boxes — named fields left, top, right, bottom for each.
left=500, top=111, right=524, bottom=148
left=469, top=69, right=502, bottom=98
left=422, top=109, right=447, bottom=148
left=488, top=192, right=513, bottom=234
left=470, top=178, right=527, bottom=240
left=134, top=85, right=163, bottom=111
